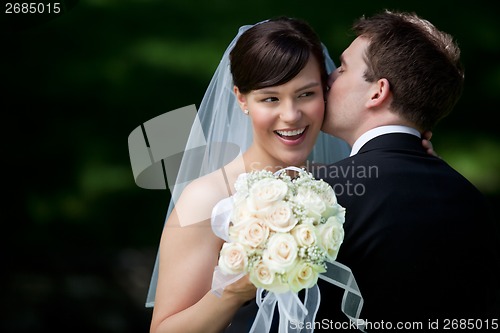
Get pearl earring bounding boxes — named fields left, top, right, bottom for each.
left=244, top=109, right=249, bottom=115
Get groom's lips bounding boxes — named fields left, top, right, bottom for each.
left=274, top=126, right=308, bottom=145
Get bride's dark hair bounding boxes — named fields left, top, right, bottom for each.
left=229, top=17, right=328, bottom=94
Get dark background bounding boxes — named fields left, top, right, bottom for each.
left=2, top=0, right=499, bottom=332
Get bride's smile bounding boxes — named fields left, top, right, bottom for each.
left=274, top=126, right=308, bottom=145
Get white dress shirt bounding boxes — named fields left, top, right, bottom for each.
left=350, top=125, right=421, bottom=156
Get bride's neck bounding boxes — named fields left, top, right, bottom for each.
left=242, top=146, right=306, bottom=173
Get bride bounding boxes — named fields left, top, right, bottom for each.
left=142, top=17, right=434, bottom=333
left=147, top=17, right=349, bottom=333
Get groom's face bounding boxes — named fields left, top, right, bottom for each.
left=322, top=37, right=373, bottom=145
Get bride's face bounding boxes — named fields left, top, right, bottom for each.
left=236, top=57, right=325, bottom=169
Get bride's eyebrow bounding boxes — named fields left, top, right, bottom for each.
left=253, top=89, right=278, bottom=95
left=254, top=82, right=321, bottom=95
left=294, top=82, right=321, bottom=93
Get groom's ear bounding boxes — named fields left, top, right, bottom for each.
left=233, top=86, right=247, bottom=111
left=365, top=78, right=391, bottom=108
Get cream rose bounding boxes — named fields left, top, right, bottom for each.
left=287, top=260, right=323, bottom=293
left=237, top=219, right=269, bottom=249
left=250, top=259, right=289, bottom=293
left=231, top=200, right=256, bottom=226
left=291, top=223, right=316, bottom=247
left=263, top=233, right=298, bottom=273
left=263, top=201, right=297, bottom=233
left=249, top=178, right=288, bottom=211
left=294, top=187, right=326, bottom=222
left=218, top=242, right=248, bottom=275
left=249, top=259, right=274, bottom=287
left=229, top=215, right=259, bottom=242
left=316, top=218, right=345, bottom=261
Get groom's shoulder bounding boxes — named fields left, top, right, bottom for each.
left=311, top=156, right=357, bottom=181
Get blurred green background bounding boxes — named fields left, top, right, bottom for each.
left=2, top=0, right=499, bottom=332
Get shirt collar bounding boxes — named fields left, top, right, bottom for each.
left=350, top=125, right=421, bottom=156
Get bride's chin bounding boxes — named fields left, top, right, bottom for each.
left=280, top=156, right=308, bottom=168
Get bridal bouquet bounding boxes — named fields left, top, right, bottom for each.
left=217, top=167, right=345, bottom=294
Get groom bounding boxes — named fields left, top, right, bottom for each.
left=315, top=10, right=500, bottom=328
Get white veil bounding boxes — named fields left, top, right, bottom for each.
left=132, top=21, right=351, bottom=308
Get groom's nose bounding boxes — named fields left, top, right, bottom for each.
left=328, top=72, right=337, bottom=87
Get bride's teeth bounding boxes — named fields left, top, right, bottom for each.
left=276, top=128, right=305, bottom=136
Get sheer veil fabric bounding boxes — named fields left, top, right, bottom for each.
left=145, top=21, right=351, bottom=308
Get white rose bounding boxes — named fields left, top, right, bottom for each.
left=319, top=186, right=342, bottom=218
left=263, top=233, right=298, bottom=274
left=316, top=218, right=345, bottom=262
left=294, top=187, right=326, bottom=222
left=249, top=260, right=290, bottom=293
left=323, top=204, right=346, bottom=224
left=318, top=182, right=338, bottom=206
left=218, top=242, right=248, bottom=275
left=335, top=204, right=346, bottom=223
left=231, top=200, right=256, bottom=229
left=237, top=219, right=269, bottom=249
left=249, top=259, right=274, bottom=287
left=249, top=178, right=288, bottom=211
left=263, top=201, right=298, bottom=233
left=291, top=223, right=316, bottom=247
left=287, top=260, right=323, bottom=293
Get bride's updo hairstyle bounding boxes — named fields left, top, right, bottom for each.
left=229, top=17, right=328, bottom=94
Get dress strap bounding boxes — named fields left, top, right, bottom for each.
left=221, top=166, right=233, bottom=196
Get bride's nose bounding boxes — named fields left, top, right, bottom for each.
left=279, top=103, right=302, bottom=123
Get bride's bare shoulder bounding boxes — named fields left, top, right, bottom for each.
left=179, top=158, right=244, bottom=200
left=170, top=167, right=237, bottom=226
left=182, top=170, right=229, bottom=200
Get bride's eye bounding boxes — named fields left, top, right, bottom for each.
left=262, top=97, right=279, bottom=103
left=299, top=92, right=314, bottom=98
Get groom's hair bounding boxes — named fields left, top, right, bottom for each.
left=354, top=10, right=464, bottom=131
left=230, top=16, right=328, bottom=94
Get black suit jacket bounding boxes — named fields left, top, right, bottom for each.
left=314, top=133, right=500, bottom=329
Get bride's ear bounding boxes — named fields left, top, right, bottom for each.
left=233, top=86, right=248, bottom=111
left=366, top=78, right=390, bottom=108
